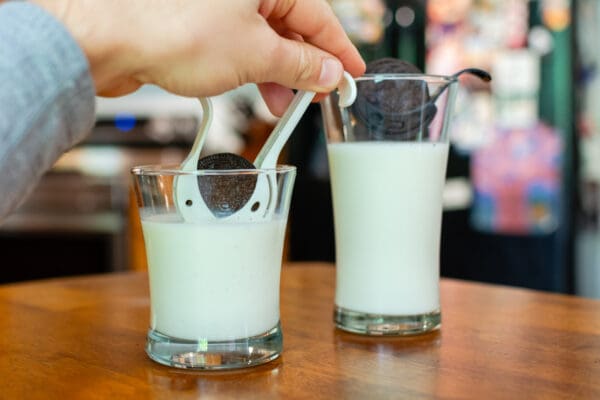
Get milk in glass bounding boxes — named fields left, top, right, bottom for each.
left=328, top=141, right=449, bottom=315
left=142, top=215, right=286, bottom=340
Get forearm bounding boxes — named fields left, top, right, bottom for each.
left=0, top=2, right=95, bottom=221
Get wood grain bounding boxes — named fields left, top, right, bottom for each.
left=1, top=263, right=599, bottom=399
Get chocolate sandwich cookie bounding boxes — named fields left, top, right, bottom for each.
left=196, top=153, right=257, bottom=217
left=365, top=58, right=423, bottom=74
left=352, top=58, right=436, bottom=140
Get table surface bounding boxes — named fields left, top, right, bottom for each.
left=2, top=262, right=600, bottom=399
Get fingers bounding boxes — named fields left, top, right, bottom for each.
left=257, top=82, right=295, bottom=117
left=260, top=31, right=344, bottom=92
left=96, top=78, right=142, bottom=98
left=265, top=0, right=365, bottom=78
left=255, top=0, right=364, bottom=112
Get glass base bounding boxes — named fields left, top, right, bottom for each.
left=146, top=322, right=282, bottom=370
left=334, top=306, right=441, bottom=336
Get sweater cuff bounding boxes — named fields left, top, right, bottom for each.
left=0, top=1, right=96, bottom=145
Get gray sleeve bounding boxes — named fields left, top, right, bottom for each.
left=0, top=1, right=96, bottom=221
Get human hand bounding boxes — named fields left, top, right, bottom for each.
left=32, top=0, right=365, bottom=116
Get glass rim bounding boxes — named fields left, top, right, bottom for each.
left=131, top=164, right=296, bottom=176
left=356, top=73, right=458, bottom=84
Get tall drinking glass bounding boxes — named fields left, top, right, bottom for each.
left=131, top=165, right=296, bottom=369
left=321, top=74, right=458, bottom=335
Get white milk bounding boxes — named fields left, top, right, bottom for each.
left=328, top=141, right=449, bottom=315
left=141, top=215, right=286, bottom=341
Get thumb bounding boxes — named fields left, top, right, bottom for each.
left=262, top=36, right=344, bottom=92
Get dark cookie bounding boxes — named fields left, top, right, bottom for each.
left=196, top=153, right=257, bottom=218
left=365, top=58, right=422, bottom=74
left=353, top=58, right=436, bottom=140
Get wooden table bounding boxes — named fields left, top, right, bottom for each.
left=2, top=263, right=600, bottom=399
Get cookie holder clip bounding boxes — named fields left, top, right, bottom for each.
left=174, top=72, right=357, bottom=223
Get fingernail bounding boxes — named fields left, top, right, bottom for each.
left=319, top=58, right=343, bottom=88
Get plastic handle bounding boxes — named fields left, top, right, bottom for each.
left=254, top=72, right=357, bottom=169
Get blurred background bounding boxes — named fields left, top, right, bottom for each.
left=4, top=0, right=600, bottom=298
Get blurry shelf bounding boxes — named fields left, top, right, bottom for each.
left=0, top=212, right=122, bottom=234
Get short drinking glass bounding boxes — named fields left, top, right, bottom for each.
left=131, top=165, right=296, bottom=369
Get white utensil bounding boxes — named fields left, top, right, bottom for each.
left=174, top=72, right=357, bottom=222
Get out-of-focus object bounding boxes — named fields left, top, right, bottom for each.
left=331, top=0, right=387, bottom=45
left=427, top=0, right=472, bottom=24
left=471, top=50, right=562, bottom=235
left=471, top=123, right=562, bottom=234
left=95, top=85, right=247, bottom=154
left=575, top=0, right=600, bottom=298
left=492, top=50, right=540, bottom=129
left=331, top=0, right=426, bottom=66
left=426, top=0, right=528, bottom=152
left=541, top=0, right=571, bottom=31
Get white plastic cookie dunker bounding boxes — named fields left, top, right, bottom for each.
left=174, top=72, right=357, bottom=223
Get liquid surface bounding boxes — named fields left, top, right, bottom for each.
left=328, top=141, right=449, bottom=315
